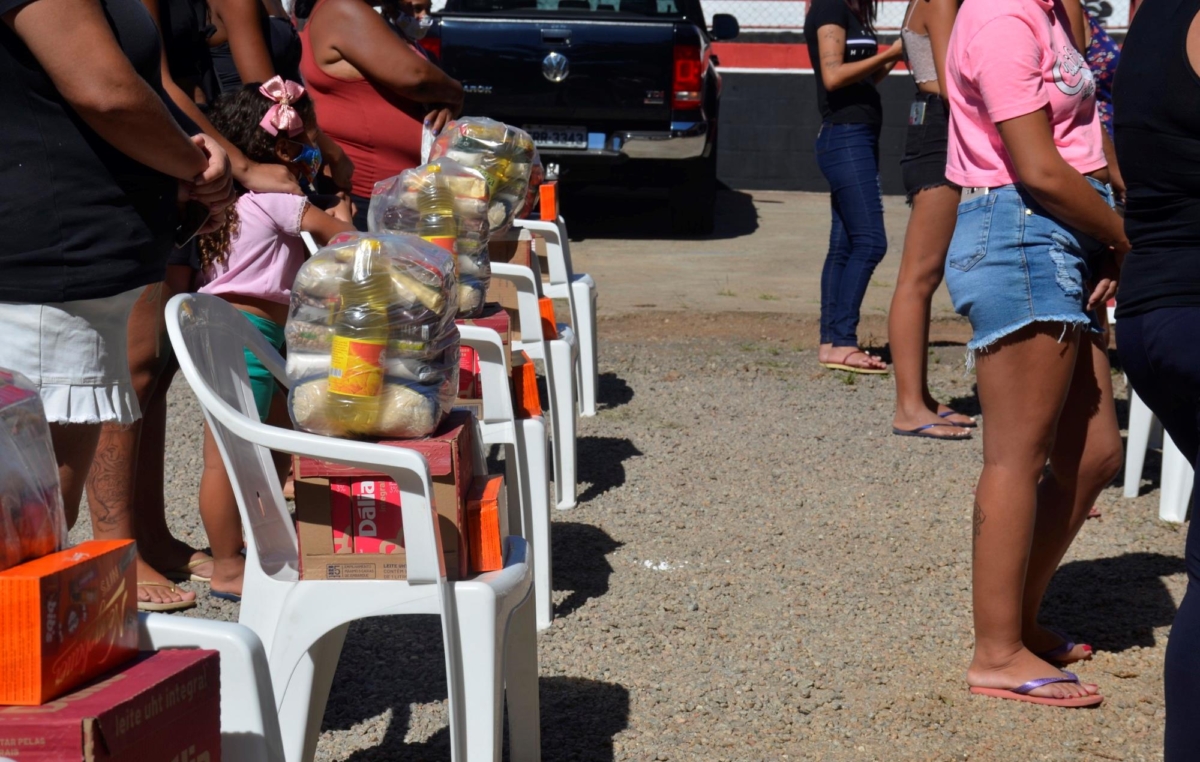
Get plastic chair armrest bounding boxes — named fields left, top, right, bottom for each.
left=458, top=325, right=515, bottom=423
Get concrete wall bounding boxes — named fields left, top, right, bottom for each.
left=716, top=71, right=918, bottom=196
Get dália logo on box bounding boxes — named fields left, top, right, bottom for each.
left=357, top=481, right=378, bottom=537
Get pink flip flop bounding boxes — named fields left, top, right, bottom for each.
left=970, top=671, right=1103, bottom=708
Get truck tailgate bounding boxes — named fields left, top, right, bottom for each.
left=438, top=18, right=676, bottom=126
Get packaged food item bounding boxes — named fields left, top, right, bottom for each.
left=368, top=158, right=493, bottom=318
left=0, top=369, right=67, bottom=573
left=521, top=149, right=545, bottom=220
left=286, top=233, right=460, bottom=438
left=428, top=118, right=537, bottom=235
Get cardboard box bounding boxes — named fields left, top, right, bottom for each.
left=456, top=303, right=512, bottom=371
left=510, top=350, right=541, bottom=419
left=486, top=231, right=535, bottom=325
left=539, top=181, right=558, bottom=222
left=466, top=475, right=505, bottom=574
left=0, top=649, right=220, bottom=762
left=0, top=541, right=138, bottom=706
left=294, top=410, right=476, bottom=580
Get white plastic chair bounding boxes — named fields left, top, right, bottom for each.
left=138, top=613, right=285, bottom=762
left=491, top=262, right=579, bottom=510
left=459, top=325, right=554, bottom=630
left=165, top=293, right=540, bottom=762
left=513, top=217, right=599, bottom=417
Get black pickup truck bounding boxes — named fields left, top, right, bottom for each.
left=422, top=0, right=738, bottom=234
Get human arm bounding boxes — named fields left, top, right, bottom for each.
left=315, top=0, right=463, bottom=106
left=924, top=0, right=958, bottom=96
left=3, top=0, right=207, bottom=180
left=1062, top=0, right=1087, bottom=51
left=1100, top=128, right=1125, bottom=207
left=208, top=0, right=275, bottom=84
left=816, top=23, right=904, bottom=91
left=301, top=201, right=355, bottom=246
left=315, top=128, right=354, bottom=193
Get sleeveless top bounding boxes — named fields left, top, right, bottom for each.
left=900, top=1, right=937, bottom=85
left=1113, top=0, right=1200, bottom=317
left=209, top=12, right=302, bottom=94
left=161, top=0, right=217, bottom=101
left=299, top=0, right=425, bottom=199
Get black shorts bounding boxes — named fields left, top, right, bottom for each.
left=900, top=93, right=958, bottom=202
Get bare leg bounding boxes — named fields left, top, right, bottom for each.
left=966, top=325, right=1099, bottom=699
left=86, top=281, right=198, bottom=608
left=1022, top=333, right=1123, bottom=657
left=890, top=185, right=972, bottom=435
left=49, top=422, right=101, bottom=529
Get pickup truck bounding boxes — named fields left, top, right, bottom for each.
left=423, top=0, right=739, bottom=235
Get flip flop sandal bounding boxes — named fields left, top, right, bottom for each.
left=1037, top=629, right=1094, bottom=665
left=969, top=671, right=1103, bottom=708
left=1087, top=506, right=1102, bottom=519
left=137, top=582, right=197, bottom=613
left=164, top=556, right=214, bottom=583
left=939, top=411, right=978, bottom=428
left=209, top=590, right=242, bottom=604
left=892, top=423, right=972, bottom=440
left=819, top=350, right=889, bottom=375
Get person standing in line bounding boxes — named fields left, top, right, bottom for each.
left=888, top=0, right=974, bottom=440
left=944, top=0, right=1127, bottom=706
left=805, top=0, right=904, bottom=375
left=1112, top=2, right=1200, bottom=755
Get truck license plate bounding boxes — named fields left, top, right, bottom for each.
left=524, top=125, right=587, bottom=150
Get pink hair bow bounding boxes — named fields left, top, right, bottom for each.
left=259, top=76, right=306, bottom=137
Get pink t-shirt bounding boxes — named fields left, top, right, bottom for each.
left=944, top=0, right=1106, bottom=188
left=198, top=192, right=309, bottom=305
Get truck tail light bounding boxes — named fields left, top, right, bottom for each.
left=672, top=44, right=703, bottom=110
left=419, top=35, right=442, bottom=61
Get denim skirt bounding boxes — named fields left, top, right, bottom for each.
left=945, top=177, right=1112, bottom=355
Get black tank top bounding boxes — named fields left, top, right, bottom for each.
left=1113, top=0, right=1200, bottom=317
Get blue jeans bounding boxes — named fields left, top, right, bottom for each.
left=1117, top=307, right=1200, bottom=761
left=815, top=122, right=888, bottom=347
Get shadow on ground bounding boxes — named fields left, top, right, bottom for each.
left=324, top=616, right=630, bottom=761
left=597, top=372, right=634, bottom=411
left=577, top=436, right=643, bottom=503
left=559, top=185, right=758, bottom=242
left=1042, top=552, right=1186, bottom=653
left=552, top=522, right=621, bottom=620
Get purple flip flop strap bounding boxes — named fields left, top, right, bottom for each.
left=1037, top=639, right=1077, bottom=661
left=1012, top=671, right=1080, bottom=696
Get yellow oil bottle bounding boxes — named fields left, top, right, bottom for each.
left=326, top=239, right=392, bottom=434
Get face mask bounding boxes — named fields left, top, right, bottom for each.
left=396, top=13, right=432, bottom=40
left=290, top=142, right=323, bottom=188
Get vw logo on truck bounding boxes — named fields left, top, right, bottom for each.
left=542, top=51, right=569, bottom=83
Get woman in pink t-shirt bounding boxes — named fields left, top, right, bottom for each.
left=942, top=0, right=1129, bottom=707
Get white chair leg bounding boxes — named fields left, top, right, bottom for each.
left=452, top=586, right=505, bottom=762
left=271, top=625, right=349, bottom=762
left=1125, top=384, right=1154, bottom=499
left=505, top=594, right=542, bottom=762
left=1160, top=433, right=1194, bottom=523
left=515, top=417, right=553, bottom=630
left=138, top=614, right=285, bottom=762
left=548, top=339, right=577, bottom=510
left=571, top=279, right=598, bottom=417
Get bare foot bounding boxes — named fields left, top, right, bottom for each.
left=1024, top=625, right=1094, bottom=665
left=819, top=346, right=888, bottom=371
left=968, top=648, right=1100, bottom=700
left=935, top=404, right=976, bottom=428
left=136, top=556, right=197, bottom=608
left=894, top=406, right=972, bottom=439
left=143, top=538, right=214, bottom=581
left=209, top=554, right=246, bottom=599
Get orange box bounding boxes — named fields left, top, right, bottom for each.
left=0, top=540, right=138, bottom=706
left=467, top=475, right=505, bottom=573
left=538, top=298, right=558, bottom=340
left=539, top=181, right=558, bottom=221
left=510, top=351, right=541, bottom=419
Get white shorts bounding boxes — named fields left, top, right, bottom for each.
left=0, top=287, right=143, bottom=425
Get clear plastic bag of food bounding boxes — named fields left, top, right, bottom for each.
left=520, top=149, right=545, bottom=220
left=0, top=369, right=67, bottom=573
left=428, top=117, right=537, bottom=235
left=286, top=232, right=461, bottom=439
left=367, top=158, right=492, bottom=318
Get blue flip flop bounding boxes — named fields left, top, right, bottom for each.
left=893, top=423, right=972, bottom=440
left=939, top=411, right=978, bottom=428
left=209, top=590, right=242, bottom=604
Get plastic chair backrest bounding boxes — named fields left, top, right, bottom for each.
left=165, top=294, right=447, bottom=584
left=457, top=325, right=512, bottom=424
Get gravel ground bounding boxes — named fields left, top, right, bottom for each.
left=71, top=311, right=1181, bottom=762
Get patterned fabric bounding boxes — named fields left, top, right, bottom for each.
left=1086, top=11, right=1120, bottom=135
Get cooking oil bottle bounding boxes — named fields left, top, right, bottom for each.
left=416, top=176, right=457, bottom=256
left=327, top=238, right=391, bottom=434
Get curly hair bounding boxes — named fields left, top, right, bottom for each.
left=199, top=82, right=316, bottom=270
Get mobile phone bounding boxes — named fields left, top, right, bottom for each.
left=175, top=200, right=211, bottom=248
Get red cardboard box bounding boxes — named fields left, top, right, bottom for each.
left=0, top=649, right=220, bottom=762
left=0, top=541, right=138, bottom=706
left=331, top=478, right=404, bottom=554
left=294, top=410, right=476, bottom=580
left=456, top=303, right=512, bottom=372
